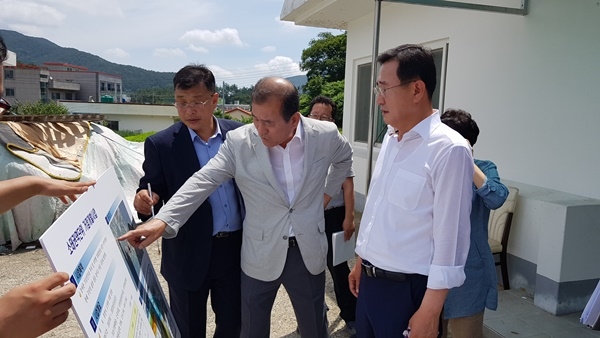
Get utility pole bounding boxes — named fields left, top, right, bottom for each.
left=222, top=81, right=226, bottom=105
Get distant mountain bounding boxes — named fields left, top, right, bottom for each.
left=1, top=30, right=174, bottom=92
left=286, top=75, right=307, bottom=92
left=1, top=29, right=307, bottom=93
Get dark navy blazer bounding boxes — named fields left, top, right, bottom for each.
left=138, top=119, right=244, bottom=290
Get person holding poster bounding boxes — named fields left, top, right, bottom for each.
left=0, top=176, right=94, bottom=337
left=133, top=64, right=244, bottom=337
left=0, top=36, right=95, bottom=337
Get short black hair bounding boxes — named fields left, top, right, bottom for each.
left=309, top=95, right=336, bottom=117
left=0, top=36, right=7, bottom=63
left=377, top=44, right=436, bottom=100
left=252, top=77, right=299, bottom=122
left=173, top=64, right=216, bottom=92
left=441, top=108, right=480, bottom=146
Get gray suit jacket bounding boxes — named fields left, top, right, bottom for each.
left=156, top=116, right=353, bottom=281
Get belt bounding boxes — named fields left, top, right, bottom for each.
left=361, top=261, right=407, bottom=282
left=214, top=231, right=238, bottom=238
left=325, top=205, right=344, bottom=214
left=288, top=236, right=298, bottom=247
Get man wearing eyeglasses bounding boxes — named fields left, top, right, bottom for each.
left=348, top=44, right=473, bottom=338
left=308, top=95, right=357, bottom=336
left=133, top=64, right=244, bottom=337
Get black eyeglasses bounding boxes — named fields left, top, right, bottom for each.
left=0, top=97, right=11, bottom=115
left=308, top=113, right=333, bottom=121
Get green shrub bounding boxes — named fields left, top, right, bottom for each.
left=13, top=101, right=69, bottom=115
left=125, top=131, right=156, bottom=142
left=115, top=130, right=140, bottom=138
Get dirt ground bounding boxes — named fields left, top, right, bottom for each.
left=0, top=240, right=357, bottom=338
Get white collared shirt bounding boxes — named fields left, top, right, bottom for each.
left=355, top=111, right=473, bottom=289
left=268, top=121, right=305, bottom=236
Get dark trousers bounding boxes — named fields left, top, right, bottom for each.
left=324, top=206, right=357, bottom=323
left=169, top=230, right=242, bottom=338
left=356, top=268, right=442, bottom=338
left=240, top=245, right=328, bottom=338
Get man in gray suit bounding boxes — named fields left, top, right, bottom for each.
left=120, top=77, right=353, bottom=338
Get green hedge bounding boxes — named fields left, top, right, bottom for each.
left=124, top=131, right=156, bottom=142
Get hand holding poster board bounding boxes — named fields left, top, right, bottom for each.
left=40, top=167, right=180, bottom=338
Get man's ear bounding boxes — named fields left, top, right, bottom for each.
left=291, top=112, right=301, bottom=126
left=412, top=80, right=426, bottom=103
left=212, top=92, right=219, bottom=105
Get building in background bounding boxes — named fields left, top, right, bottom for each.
left=2, top=64, right=50, bottom=105
left=60, top=101, right=177, bottom=133
left=43, top=62, right=123, bottom=103
left=224, top=107, right=252, bottom=121
left=2, top=61, right=123, bottom=106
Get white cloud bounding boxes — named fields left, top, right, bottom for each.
left=153, top=48, right=186, bottom=58
left=254, top=56, right=305, bottom=77
left=187, top=44, right=209, bottom=54
left=0, top=1, right=66, bottom=26
left=5, top=24, right=44, bottom=37
left=104, top=48, right=130, bottom=59
left=261, top=45, right=276, bottom=53
left=209, top=65, right=236, bottom=80
left=274, top=16, right=304, bottom=31
left=48, top=0, right=125, bottom=17
left=207, top=56, right=306, bottom=88
left=180, top=28, right=245, bottom=47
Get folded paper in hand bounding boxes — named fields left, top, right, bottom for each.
left=332, top=231, right=356, bottom=266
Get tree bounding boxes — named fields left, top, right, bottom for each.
left=299, top=32, right=347, bottom=126
left=300, top=32, right=347, bottom=83
left=129, top=86, right=173, bottom=104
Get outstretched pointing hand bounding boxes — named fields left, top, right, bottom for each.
left=118, top=218, right=167, bottom=249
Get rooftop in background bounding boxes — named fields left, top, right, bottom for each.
left=0, top=113, right=103, bottom=122
left=43, top=62, right=88, bottom=71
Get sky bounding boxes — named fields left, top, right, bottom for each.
left=0, top=0, right=341, bottom=88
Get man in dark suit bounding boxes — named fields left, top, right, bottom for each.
left=133, top=65, right=244, bottom=338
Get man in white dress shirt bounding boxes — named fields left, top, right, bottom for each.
left=348, top=44, right=473, bottom=338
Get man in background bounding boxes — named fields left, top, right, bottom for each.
left=133, top=65, right=244, bottom=337
left=308, top=95, right=357, bottom=335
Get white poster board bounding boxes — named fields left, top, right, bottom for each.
left=40, top=167, right=180, bottom=338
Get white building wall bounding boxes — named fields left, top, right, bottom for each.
left=343, top=0, right=600, bottom=200
left=339, top=0, right=600, bottom=314
left=60, top=102, right=178, bottom=133
left=104, top=114, right=175, bottom=132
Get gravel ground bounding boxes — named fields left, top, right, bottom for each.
left=0, top=240, right=357, bottom=338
